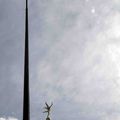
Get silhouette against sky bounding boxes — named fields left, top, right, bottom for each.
left=0, top=0, right=120, bottom=120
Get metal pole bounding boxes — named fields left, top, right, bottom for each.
left=23, top=0, right=30, bottom=120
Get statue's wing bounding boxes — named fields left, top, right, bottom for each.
left=50, top=103, right=53, bottom=108
left=45, top=102, right=49, bottom=108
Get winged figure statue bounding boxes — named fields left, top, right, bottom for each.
left=43, top=102, right=53, bottom=119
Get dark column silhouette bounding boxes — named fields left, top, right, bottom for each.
left=23, top=0, right=30, bottom=120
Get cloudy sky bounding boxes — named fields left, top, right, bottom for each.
left=0, top=0, right=120, bottom=120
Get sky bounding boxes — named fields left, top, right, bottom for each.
left=0, top=0, right=120, bottom=120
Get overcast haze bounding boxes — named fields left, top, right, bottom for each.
left=0, top=0, right=120, bottom=120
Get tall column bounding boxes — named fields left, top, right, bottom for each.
left=23, top=0, right=30, bottom=120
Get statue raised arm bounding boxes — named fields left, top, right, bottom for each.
left=43, top=102, right=53, bottom=120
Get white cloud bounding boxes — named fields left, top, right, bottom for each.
left=105, top=12, right=120, bottom=39
left=0, top=117, right=18, bottom=120
left=35, top=4, right=120, bottom=108
left=0, top=118, right=6, bottom=120
left=29, top=0, right=120, bottom=119
left=102, top=113, right=120, bottom=120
